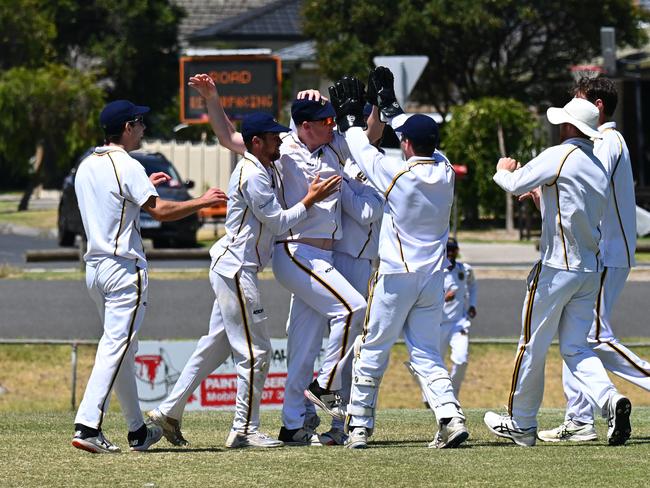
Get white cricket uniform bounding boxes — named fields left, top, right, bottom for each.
left=302, top=160, right=384, bottom=430
left=562, top=123, right=649, bottom=425
left=344, top=123, right=462, bottom=430
left=440, top=261, right=477, bottom=396
left=493, top=137, right=619, bottom=429
left=157, top=152, right=308, bottom=434
left=271, top=131, right=367, bottom=430
left=74, top=146, right=157, bottom=431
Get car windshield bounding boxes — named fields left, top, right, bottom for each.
left=132, top=154, right=183, bottom=187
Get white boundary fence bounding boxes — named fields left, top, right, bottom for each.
left=141, top=140, right=235, bottom=196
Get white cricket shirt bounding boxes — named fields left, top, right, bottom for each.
left=334, top=160, right=384, bottom=260
left=345, top=126, right=455, bottom=275
left=271, top=131, right=347, bottom=240
left=595, top=122, right=636, bottom=268
left=75, top=146, right=158, bottom=268
left=210, top=151, right=308, bottom=278
left=493, top=138, right=609, bottom=272
left=442, top=262, right=477, bottom=325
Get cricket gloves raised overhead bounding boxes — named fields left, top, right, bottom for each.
left=328, top=76, right=367, bottom=132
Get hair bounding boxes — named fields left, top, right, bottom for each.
left=574, top=76, right=618, bottom=117
left=409, top=136, right=438, bottom=157
left=243, top=133, right=268, bottom=152
left=104, top=132, right=123, bottom=144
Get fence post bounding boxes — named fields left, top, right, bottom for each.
left=71, top=342, right=78, bottom=411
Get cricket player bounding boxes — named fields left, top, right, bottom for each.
left=147, top=112, right=341, bottom=448
left=484, top=97, right=632, bottom=447
left=73, top=100, right=227, bottom=453
left=439, top=238, right=477, bottom=398
left=539, top=77, right=649, bottom=442
left=328, top=70, right=468, bottom=449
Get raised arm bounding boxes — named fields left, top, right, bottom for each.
left=188, top=74, right=246, bottom=155
left=143, top=188, right=228, bottom=222
left=492, top=147, right=567, bottom=195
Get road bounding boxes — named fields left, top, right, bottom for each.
left=1, top=278, right=649, bottom=340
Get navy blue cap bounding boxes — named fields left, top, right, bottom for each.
left=447, top=237, right=459, bottom=250
left=100, top=100, right=149, bottom=134
left=393, top=114, right=439, bottom=146
left=363, top=103, right=373, bottom=117
left=241, top=112, right=291, bottom=139
left=291, top=98, right=336, bottom=124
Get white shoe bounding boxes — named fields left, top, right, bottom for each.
left=72, top=430, right=121, bottom=454
left=537, top=420, right=597, bottom=442
left=429, top=417, right=469, bottom=449
left=225, top=430, right=284, bottom=449
left=146, top=409, right=189, bottom=446
left=319, top=428, right=347, bottom=446
left=607, top=394, right=632, bottom=446
left=483, top=411, right=536, bottom=447
left=345, top=427, right=369, bottom=449
left=129, top=424, right=163, bottom=452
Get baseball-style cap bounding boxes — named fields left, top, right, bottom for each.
left=393, top=114, right=439, bottom=147
left=291, top=98, right=336, bottom=124
left=546, top=98, right=602, bottom=139
left=100, top=100, right=150, bottom=135
left=241, top=112, right=291, bottom=139
left=447, top=237, right=459, bottom=250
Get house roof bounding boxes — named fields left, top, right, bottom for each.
left=188, top=0, right=305, bottom=42
left=274, top=40, right=316, bottom=62
left=172, top=0, right=276, bottom=44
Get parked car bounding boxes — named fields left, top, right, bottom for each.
left=58, top=150, right=200, bottom=248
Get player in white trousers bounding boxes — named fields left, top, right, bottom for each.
left=438, top=238, right=477, bottom=398
left=73, top=100, right=227, bottom=454
left=484, top=97, right=632, bottom=447
left=329, top=70, right=468, bottom=449
left=539, top=77, right=648, bottom=442
left=302, top=156, right=384, bottom=445
left=146, top=79, right=342, bottom=448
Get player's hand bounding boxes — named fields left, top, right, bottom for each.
left=302, top=173, right=342, bottom=209
left=328, top=77, right=367, bottom=132
left=296, top=89, right=328, bottom=102
left=444, top=290, right=456, bottom=302
left=188, top=74, right=218, bottom=100
left=149, top=172, right=171, bottom=187
left=496, top=157, right=519, bottom=172
left=518, top=187, right=541, bottom=209
left=368, top=66, right=404, bottom=120
left=467, top=306, right=477, bottom=318
left=200, top=187, right=228, bottom=207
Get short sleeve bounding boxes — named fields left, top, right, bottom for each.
left=122, top=159, right=158, bottom=206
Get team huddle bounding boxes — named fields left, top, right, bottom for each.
left=70, top=66, right=648, bottom=453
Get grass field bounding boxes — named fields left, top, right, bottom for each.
left=1, top=408, right=649, bottom=487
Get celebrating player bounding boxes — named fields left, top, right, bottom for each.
left=329, top=69, right=469, bottom=449
left=539, top=77, right=649, bottom=443
left=72, top=100, right=227, bottom=454
left=147, top=111, right=340, bottom=449
left=484, top=97, right=632, bottom=447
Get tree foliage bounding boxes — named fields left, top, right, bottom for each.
left=303, top=0, right=648, bottom=115
left=441, top=97, right=543, bottom=222
left=0, top=65, right=105, bottom=187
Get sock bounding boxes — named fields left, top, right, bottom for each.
left=74, top=423, right=99, bottom=438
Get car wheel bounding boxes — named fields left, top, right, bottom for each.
left=57, top=214, right=76, bottom=247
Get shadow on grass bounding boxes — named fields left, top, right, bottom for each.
left=148, top=447, right=222, bottom=453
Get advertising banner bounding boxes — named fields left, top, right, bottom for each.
left=135, top=338, right=324, bottom=411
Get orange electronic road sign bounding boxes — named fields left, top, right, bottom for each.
left=180, top=55, right=282, bottom=124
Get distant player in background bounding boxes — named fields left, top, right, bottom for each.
left=439, top=238, right=477, bottom=398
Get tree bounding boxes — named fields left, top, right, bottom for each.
left=50, top=0, right=185, bottom=137
left=0, top=65, right=105, bottom=191
left=441, top=98, right=542, bottom=223
left=303, top=0, right=648, bottom=115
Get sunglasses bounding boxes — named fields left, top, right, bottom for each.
left=127, top=115, right=145, bottom=126
left=317, top=116, right=335, bottom=127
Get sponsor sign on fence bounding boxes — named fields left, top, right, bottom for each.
left=135, top=339, right=324, bottom=411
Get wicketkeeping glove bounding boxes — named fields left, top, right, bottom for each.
left=368, top=66, right=404, bottom=121
left=328, top=76, right=367, bottom=132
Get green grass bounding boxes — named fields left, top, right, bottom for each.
left=0, top=199, right=57, bottom=230
left=1, top=409, right=649, bottom=487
